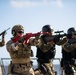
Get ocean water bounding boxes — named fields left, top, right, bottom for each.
left=1, top=58, right=61, bottom=75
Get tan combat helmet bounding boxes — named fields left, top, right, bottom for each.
left=11, top=24, right=24, bottom=36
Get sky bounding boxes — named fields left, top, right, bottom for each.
left=0, top=0, right=76, bottom=62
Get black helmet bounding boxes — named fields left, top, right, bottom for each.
left=67, top=27, right=75, bottom=34
left=42, top=25, right=53, bottom=33
left=67, top=27, right=76, bottom=39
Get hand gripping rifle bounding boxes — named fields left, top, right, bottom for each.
left=15, top=31, right=65, bottom=44
left=23, top=32, right=42, bottom=44
left=12, top=30, right=76, bottom=44
left=12, top=32, right=42, bottom=44
left=0, top=28, right=10, bottom=36
left=24, top=31, right=76, bottom=44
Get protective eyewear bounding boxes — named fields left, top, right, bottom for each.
left=17, top=31, right=24, bottom=34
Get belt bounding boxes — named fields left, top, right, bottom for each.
left=12, top=58, right=30, bottom=64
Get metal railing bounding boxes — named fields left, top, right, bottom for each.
left=0, top=57, right=61, bottom=75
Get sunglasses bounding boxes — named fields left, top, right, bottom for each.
left=17, top=31, right=24, bottom=34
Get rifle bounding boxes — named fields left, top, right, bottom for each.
left=43, top=30, right=66, bottom=42
left=12, top=30, right=76, bottom=44
left=0, top=28, right=10, bottom=36
left=12, top=32, right=42, bottom=44
left=23, top=32, right=42, bottom=44
left=43, top=30, right=76, bottom=44
left=55, top=30, right=76, bottom=44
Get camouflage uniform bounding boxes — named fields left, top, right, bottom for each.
left=62, top=27, right=76, bottom=75
left=35, top=25, right=56, bottom=75
left=62, top=40, right=76, bottom=75
left=36, top=39, right=56, bottom=75
left=35, top=25, right=67, bottom=75
left=6, top=24, right=35, bottom=75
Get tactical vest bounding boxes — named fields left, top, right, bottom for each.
left=36, top=45, right=56, bottom=60
left=36, top=35, right=56, bottom=61
left=10, top=42, right=32, bottom=59
left=62, top=38, right=76, bottom=61
left=62, top=49, right=76, bottom=75
left=62, top=49, right=76, bottom=60
left=62, top=48, right=72, bottom=61
left=15, top=46, right=31, bottom=58
left=68, top=38, right=76, bottom=60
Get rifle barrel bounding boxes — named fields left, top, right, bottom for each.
left=0, top=27, right=10, bottom=36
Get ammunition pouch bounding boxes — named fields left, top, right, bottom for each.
left=8, top=62, right=19, bottom=74
left=39, top=63, right=56, bottom=75
left=8, top=63, right=19, bottom=75
left=8, top=61, right=32, bottom=75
